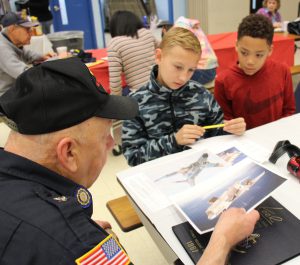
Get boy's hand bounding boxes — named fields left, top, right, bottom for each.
left=175, top=124, right=205, bottom=145
left=223, top=118, right=246, bottom=136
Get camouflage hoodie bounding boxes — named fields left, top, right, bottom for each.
left=122, top=66, right=224, bottom=166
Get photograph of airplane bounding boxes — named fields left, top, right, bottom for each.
left=172, top=161, right=286, bottom=234
left=154, top=153, right=223, bottom=186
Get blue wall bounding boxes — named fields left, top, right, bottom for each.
left=172, top=0, right=186, bottom=21
left=155, top=0, right=170, bottom=21
left=155, top=0, right=186, bottom=23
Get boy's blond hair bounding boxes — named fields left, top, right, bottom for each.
left=159, top=27, right=201, bottom=55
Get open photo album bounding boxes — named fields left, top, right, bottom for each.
left=172, top=197, right=300, bottom=265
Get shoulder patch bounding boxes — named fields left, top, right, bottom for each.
left=75, top=234, right=130, bottom=265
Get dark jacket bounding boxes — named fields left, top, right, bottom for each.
left=29, top=0, right=52, bottom=22
left=122, top=65, right=224, bottom=166
left=0, top=148, right=132, bottom=264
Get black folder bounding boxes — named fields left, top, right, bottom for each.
left=172, top=197, right=300, bottom=265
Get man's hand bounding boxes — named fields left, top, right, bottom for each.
left=212, top=208, right=259, bottom=248
left=33, top=52, right=57, bottom=65
left=94, top=219, right=119, bottom=241
left=42, top=52, right=56, bottom=61
left=94, top=220, right=112, bottom=230
left=223, top=118, right=246, bottom=136
left=197, top=208, right=259, bottom=265
left=175, top=124, right=205, bottom=145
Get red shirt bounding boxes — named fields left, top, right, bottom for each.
left=214, top=60, right=295, bottom=129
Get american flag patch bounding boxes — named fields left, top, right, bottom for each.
left=76, top=235, right=130, bottom=265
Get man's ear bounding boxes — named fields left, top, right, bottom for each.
left=155, top=48, right=162, bottom=64
left=56, top=137, right=79, bottom=173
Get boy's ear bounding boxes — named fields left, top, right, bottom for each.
left=268, top=44, right=273, bottom=57
left=235, top=41, right=238, bottom=53
left=155, top=48, right=162, bottom=64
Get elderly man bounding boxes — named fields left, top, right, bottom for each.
left=0, top=58, right=259, bottom=265
left=0, top=11, right=53, bottom=96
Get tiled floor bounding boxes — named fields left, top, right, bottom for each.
left=0, top=37, right=299, bottom=265
left=90, top=152, right=169, bottom=265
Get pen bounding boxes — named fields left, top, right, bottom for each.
left=203, top=124, right=225, bottom=129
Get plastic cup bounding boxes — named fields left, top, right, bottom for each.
left=282, top=21, right=289, bottom=32
left=56, top=46, right=68, bottom=58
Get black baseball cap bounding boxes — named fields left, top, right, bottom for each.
left=0, top=57, right=138, bottom=135
left=0, top=11, right=39, bottom=28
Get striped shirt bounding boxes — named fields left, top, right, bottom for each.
left=107, top=28, right=157, bottom=95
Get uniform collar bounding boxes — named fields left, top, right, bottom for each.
left=0, top=148, right=92, bottom=210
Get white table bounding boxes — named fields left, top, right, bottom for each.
left=117, top=114, right=300, bottom=265
left=0, top=122, right=10, bottom=147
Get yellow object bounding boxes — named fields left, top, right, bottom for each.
left=85, top=60, right=104, bottom=68
left=21, top=9, right=27, bottom=20
left=203, top=124, right=225, bottom=129
left=31, top=16, right=43, bottom=36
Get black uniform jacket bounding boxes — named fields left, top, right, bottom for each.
left=0, top=148, right=131, bottom=265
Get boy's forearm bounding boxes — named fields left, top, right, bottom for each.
left=123, top=134, right=182, bottom=166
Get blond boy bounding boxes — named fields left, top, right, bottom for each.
left=122, top=27, right=245, bottom=166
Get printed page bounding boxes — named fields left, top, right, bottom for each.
left=171, top=148, right=287, bottom=234
left=120, top=145, right=286, bottom=220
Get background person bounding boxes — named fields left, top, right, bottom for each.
left=122, top=27, right=246, bottom=167
left=214, top=14, right=295, bottom=130
left=174, top=16, right=218, bottom=86
left=160, top=21, right=173, bottom=38
left=256, top=0, right=282, bottom=28
left=28, top=0, right=53, bottom=34
left=107, top=10, right=158, bottom=96
left=0, top=11, right=53, bottom=96
left=0, top=57, right=259, bottom=265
